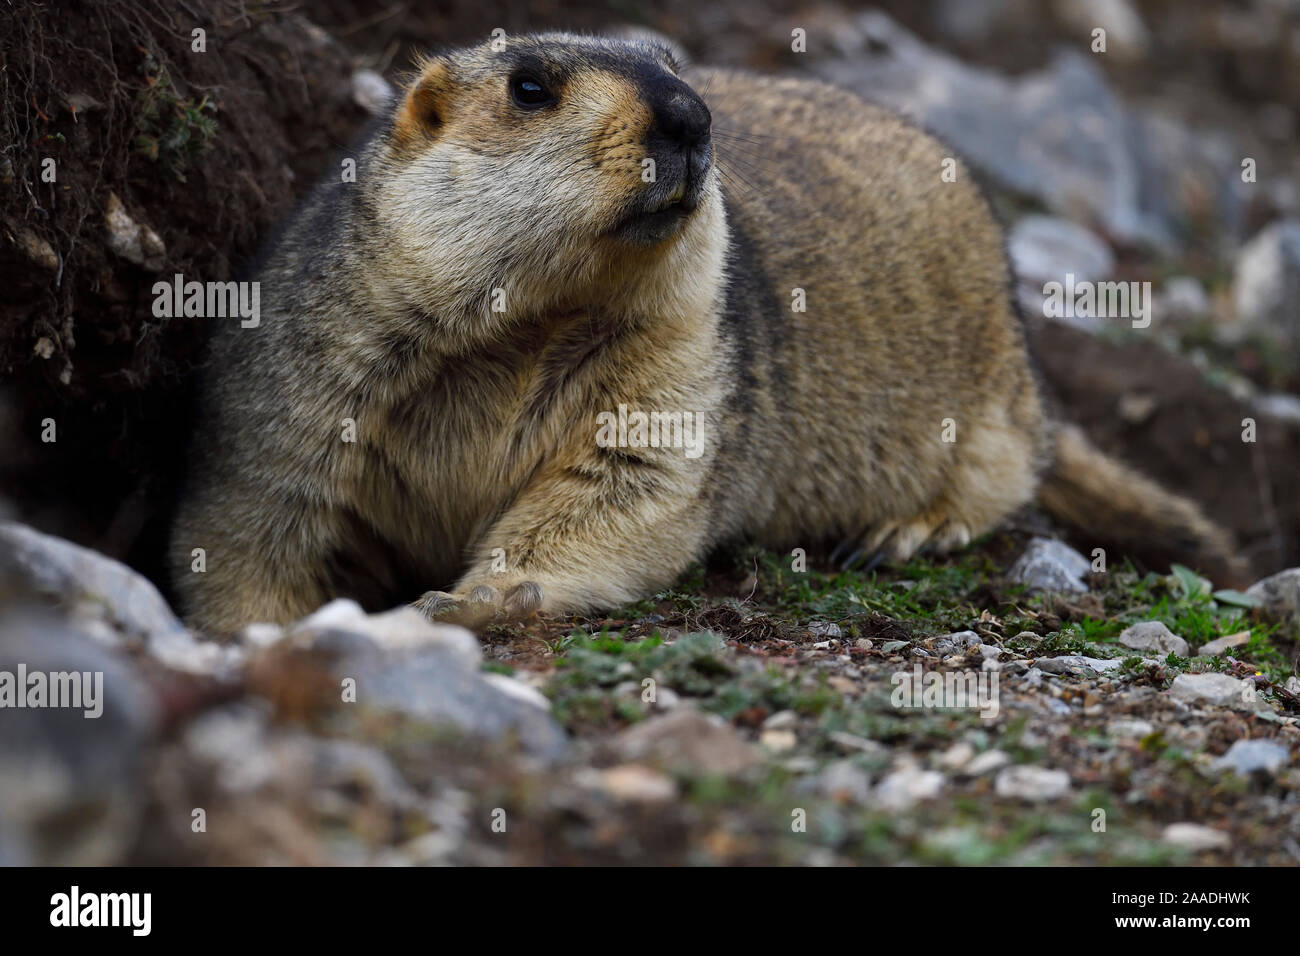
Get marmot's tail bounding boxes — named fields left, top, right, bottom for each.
left=1035, top=424, right=1247, bottom=585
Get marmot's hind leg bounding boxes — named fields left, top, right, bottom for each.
left=834, top=405, right=1042, bottom=572
left=832, top=507, right=972, bottom=571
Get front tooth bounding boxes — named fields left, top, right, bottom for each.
left=667, top=182, right=685, bottom=202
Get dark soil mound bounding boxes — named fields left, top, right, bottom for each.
left=0, top=0, right=367, bottom=582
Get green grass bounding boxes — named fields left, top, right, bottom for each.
left=523, top=543, right=1295, bottom=863
left=135, top=52, right=217, bottom=180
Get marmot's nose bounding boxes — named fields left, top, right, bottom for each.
left=652, top=87, right=711, bottom=149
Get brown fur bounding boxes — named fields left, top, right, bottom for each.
left=170, top=33, right=1239, bottom=634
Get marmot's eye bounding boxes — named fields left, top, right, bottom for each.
left=510, top=75, right=553, bottom=109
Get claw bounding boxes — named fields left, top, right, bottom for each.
left=411, top=580, right=546, bottom=629
left=842, top=527, right=895, bottom=572
left=829, top=535, right=859, bottom=566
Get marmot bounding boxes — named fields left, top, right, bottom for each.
left=170, top=32, right=1238, bottom=634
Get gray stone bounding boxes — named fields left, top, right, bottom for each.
left=1168, top=672, right=1250, bottom=708
left=293, top=599, right=567, bottom=760
left=1246, top=567, right=1300, bottom=623
left=828, top=731, right=888, bottom=756
left=1254, top=392, right=1300, bottom=424
left=814, top=760, right=873, bottom=804
left=0, top=521, right=237, bottom=674
left=1119, top=621, right=1189, bottom=658
left=1197, top=632, right=1250, bottom=657
left=1214, top=739, right=1290, bottom=777
left=1007, top=537, right=1090, bottom=593
left=614, top=706, right=759, bottom=775
left=0, top=607, right=158, bottom=865
left=1035, top=655, right=1124, bottom=676
left=807, top=621, right=843, bottom=639
left=808, top=13, right=1197, bottom=252
left=1009, top=215, right=1116, bottom=330
left=2, top=525, right=240, bottom=675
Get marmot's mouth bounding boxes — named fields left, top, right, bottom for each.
left=610, top=177, right=701, bottom=244
left=647, top=181, right=691, bottom=214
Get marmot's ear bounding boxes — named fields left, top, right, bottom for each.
left=393, top=55, right=452, bottom=150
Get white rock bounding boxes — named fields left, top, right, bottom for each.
left=965, top=749, right=1011, bottom=776
left=482, top=673, right=552, bottom=712
left=762, top=710, right=799, bottom=730
left=596, top=764, right=677, bottom=803
left=1119, top=621, right=1189, bottom=658
left=292, top=599, right=480, bottom=666
left=1010, top=216, right=1117, bottom=331
left=350, top=68, right=394, bottom=115
left=1232, top=219, right=1300, bottom=343
left=875, top=767, right=944, bottom=809
left=103, top=191, right=165, bottom=271
left=760, top=728, right=798, bottom=752
left=1254, top=392, right=1300, bottom=424
left=1009, top=215, right=1116, bottom=285
left=1157, top=275, right=1211, bottom=320
left=994, top=765, right=1071, bottom=801
left=1056, top=0, right=1150, bottom=61
left=1162, top=823, right=1230, bottom=852
left=1107, top=718, right=1155, bottom=739
left=240, top=622, right=284, bottom=649
left=937, top=741, right=975, bottom=770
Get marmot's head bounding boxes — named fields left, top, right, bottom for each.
left=371, top=33, right=726, bottom=337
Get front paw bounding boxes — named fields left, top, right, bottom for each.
left=411, top=580, right=545, bottom=628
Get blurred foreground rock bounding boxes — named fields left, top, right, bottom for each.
left=0, top=522, right=567, bottom=864
left=0, top=607, right=159, bottom=865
